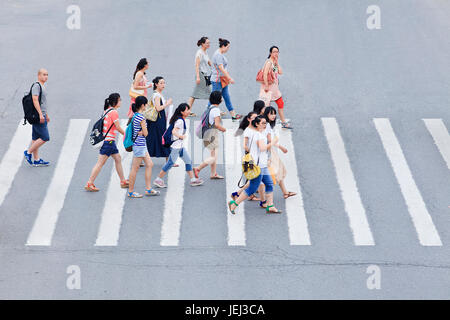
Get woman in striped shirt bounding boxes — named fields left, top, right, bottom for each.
left=127, top=96, right=160, bottom=198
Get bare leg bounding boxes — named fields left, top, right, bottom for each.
left=28, top=138, right=46, bottom=160
left=188, top=97, right=195, bottom=108
left=88, top=155, right=109, bottom=184
left=111, top=153, right=125, bottom=181
left=143, top=154, right=153, bottom=190
left=278, top=107, right=287, bottom=123
left=128, top=157, right=142, bottom=193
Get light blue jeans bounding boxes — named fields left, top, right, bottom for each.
left=162, top=147, right=193, bottom=172
left=209, top=81, right=234, bottom=111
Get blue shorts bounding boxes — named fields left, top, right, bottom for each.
left=32, top=121, right=50, bottom=142
left=99, top=140, right=119, bottom=156
left=133, top=145, right=148, bottom=158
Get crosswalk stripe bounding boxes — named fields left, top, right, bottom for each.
left=95, top=119, right=132, bottom=246
left=277, top=125, right=312, bottom=245
left=26, top=119, right=90, bottom=246
left=223, top=119, right=246, bottom=246
left=374, top=118, right=442, bottom=246
left=160, top=120, right=191, bottom=246
left=0, top=122, right=32, bottom=209
left=322, top=118, right=374, bottom=245
left=423, top=119, right=450, bottom=170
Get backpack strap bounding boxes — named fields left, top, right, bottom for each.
left=102, top=108, right=115, bottom=139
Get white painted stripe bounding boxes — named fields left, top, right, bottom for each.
left=160, top=120, right=191, bottom=246
left=277, top=125, right=312, bottom=246
left=26, top=119, right=90, bottom=246
left=374, top=118, right=442, bottom=246
left=95, top=119, right=132, bottom=246
left=223, top=119, right=246, bottom=246
left=0, top=122, right=32, bottom=209
left=321, top=118, right=374, bottom=245
left=423, top=119, right=450, bottom=170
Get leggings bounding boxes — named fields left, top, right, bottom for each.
left=275, top=97, right=284, bottom=109
left=209, top=81, right=234, bottom=111
left=244, top=167, right=274, bottom=196
left=162, top=147, right=193, bottom=172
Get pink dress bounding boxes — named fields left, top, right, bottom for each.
left=259, top=59, right=281, bottom=105
left=127, top=74, right=148, bottom=118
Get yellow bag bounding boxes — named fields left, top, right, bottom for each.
left=242, top=152, right=261, bottom=180
left=129, top=83, right=145, bottom=99
left=143, top=99, right=158, bottom=122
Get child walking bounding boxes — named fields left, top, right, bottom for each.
left=127, top=96, right=160, bottom=198
left=85, top=93, right=129, bottom=192
left=153, top=103, right=204, bottom=188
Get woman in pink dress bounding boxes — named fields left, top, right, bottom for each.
left=259, top=46, right=292, bottom=129
left=128, top=58, right=152, bottom=121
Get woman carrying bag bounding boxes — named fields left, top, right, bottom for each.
left=228, top=116, right=281, bottom=214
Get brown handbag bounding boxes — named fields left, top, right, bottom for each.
left=220, top=76, right=230, bottom=88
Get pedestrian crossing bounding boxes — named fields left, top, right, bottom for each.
left=0, top=117, right=449, bottom=248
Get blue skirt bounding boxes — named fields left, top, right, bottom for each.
left=146, top=112, right=170, bottom=158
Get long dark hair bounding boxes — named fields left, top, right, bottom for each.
left=197, top=36, right=208, bottom=47
left=169, top=103, right=190, bottom=125
left=152, top=76, right=164, bottom=90
left=235, top=111, right=257, bottom=136
left=268, top=46, right=279, bottom=59
left=253, top=100, right=266, bottom=115
left=218, top=38, right=230, bottom=48
left=132, top=96, right=148, bottom=113
left=104, top=93, right=120, bottom=110
left=263, top=106, right=277, bottom=129
left=133, top=58, right=148, bottom=80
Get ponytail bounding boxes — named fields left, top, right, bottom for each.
left=169, top=103, right=190, bottom=125
left=251, top=115, right=264, bottom=128
left=218, top=38, right=230, bottom=48
left=104, top=93, right=120, bottom=110
left=235, top=111, right=257, bottom=136
left=132, top=95, right=148, bottom=113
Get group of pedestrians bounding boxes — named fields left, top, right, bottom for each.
left=23, top=37, right=294, bottom=208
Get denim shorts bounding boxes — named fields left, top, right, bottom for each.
left=99, top=140, right=119, bottom=156
left=32, top=121, right=50, bottom=142
left=133, top=145, right=148, bottom=158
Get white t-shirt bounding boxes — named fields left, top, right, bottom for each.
left=196, top=49, right=211, bottom=76
left=171, top=118, right=185, bottom=149
left=244, top=128, right=268, bottom=168
left=209, top=106, right=221, bottom=126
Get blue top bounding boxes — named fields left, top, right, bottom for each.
left=132, top=113, right=146, bottom=147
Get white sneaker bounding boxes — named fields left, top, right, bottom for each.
left=153, top=179, right=167, bottom=188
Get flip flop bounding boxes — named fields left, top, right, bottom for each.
left=188, top=112, right=197, bottom=117
left=193, top=167, right=200, bottom=179
left=248, top=194, right=261, bottom=201
left=283, top=191, right=297, bottom=199
left=228, top=200, right=238, bottom=214
left=210, top=173, right=224, bottom=179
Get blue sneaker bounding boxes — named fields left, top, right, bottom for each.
left=33, top=159, right=50, bottom=167
left=24, top=150, right=32, bottom=166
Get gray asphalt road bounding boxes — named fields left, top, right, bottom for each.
left=0, top=0, right=450, bottom=299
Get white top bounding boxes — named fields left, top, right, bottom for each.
left=208, top=106, right=221, bottom=126
left=152, top=91, right=166, bottom=109
left=244, top=128, right=268, bottom=168
left=196, top=49, right=211, bottom=76
left=171, top=119, right=185, bottom=149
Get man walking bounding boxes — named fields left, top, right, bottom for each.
left=24, top=68, right=50, bottom=166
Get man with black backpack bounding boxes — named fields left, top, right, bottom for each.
left=23, top=68, right=50, bottom=167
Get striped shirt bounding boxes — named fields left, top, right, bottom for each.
left=132, top=113, right=147, bottom=147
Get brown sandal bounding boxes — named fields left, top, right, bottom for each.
left=283, top=191, right=297, bottom=199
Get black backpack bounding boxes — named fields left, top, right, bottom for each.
left=22, top=82, right=42, bottom=125
left=89, top=109, right=114, bottom=148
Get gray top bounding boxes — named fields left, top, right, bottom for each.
left=31, top=82, right=47, bottom=116
left=195, top=49, right=211, bottom=76
left=210, top=49, right=228, bottom=82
